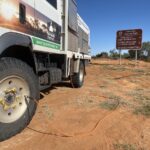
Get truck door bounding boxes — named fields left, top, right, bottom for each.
left=34, top=0, right=62, bottom=51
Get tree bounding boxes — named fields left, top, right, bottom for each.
left=141, top=42, right=150, bottom=59
left=122, top=53, right=130, bottom=59
left=128, top=42, right=150, bottom=60
left=128, top=50, right=141, bottom=59
left=109, top=49, right=120, bottom=59
left=93, top=52, right=109, bottom=58
left=98, top=52, right=109, bottom=58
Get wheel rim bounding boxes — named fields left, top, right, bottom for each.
left=0, top=76, right=30, bottom=123
left=79, top=66, right=84, bottom=83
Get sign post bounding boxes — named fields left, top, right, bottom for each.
left=119, top=50, right=122, bottom=65
left=135, top=50, right=138, bottom=66
left=116, top=29, right=142, bottom=65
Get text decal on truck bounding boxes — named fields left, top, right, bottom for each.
left=32, top=37, right=61, bottom=50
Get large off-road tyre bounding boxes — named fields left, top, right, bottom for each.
left=71, top=61, right=85, bottom=88
left=0, top=58, right=39, bottom=141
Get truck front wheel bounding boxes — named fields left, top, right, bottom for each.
left=71, top=61, right=85, bottom=88
left=0, top=58, right=39, bottom=141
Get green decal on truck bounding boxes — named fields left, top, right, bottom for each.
left=32, top=37, right=61, bottom=50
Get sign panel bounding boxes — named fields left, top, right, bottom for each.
left=116, top=29, right=142, bottom=50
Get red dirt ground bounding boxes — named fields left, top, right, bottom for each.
left=0, top=59, right=150, bottom=150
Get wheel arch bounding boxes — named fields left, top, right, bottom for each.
left=0, top=32, right=37, bottom=73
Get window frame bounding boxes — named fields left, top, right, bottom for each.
left=46, top=0, right=57, bottom=9
left=19, top=3, right=26, bottom=24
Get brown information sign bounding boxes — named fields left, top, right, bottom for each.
left=116, top=29, right=142, bottom=50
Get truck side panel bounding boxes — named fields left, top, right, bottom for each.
left=78, top=26, right=89, bottom=54
left=0, top=0, right=62, bottom=51
left=67, top=0, right=90, bottom=54
left=0, top=0, right=34, bottom=36
left=77, top=15, right=90, bottom=54
left=34, top=0, right=62, bottom=48
left=68, top=0, right=78, bottom=52
left=68, top=0, right=78, bottom=32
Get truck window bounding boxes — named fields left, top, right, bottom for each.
left=19, top=3, right=26, bottom=24
left=47, top=0, right=57, bottom=9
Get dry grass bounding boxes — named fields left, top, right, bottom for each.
left=113, top=143, right=146, bottom=150
left=42, top=105, right=54, bottom=120
left=99, top=96, right=121, bottom=110
left=127, top=89, right=150, bottom=117
left=134, top=104, right=150, bottom=117
left=114, top=143, right=136, bottom=150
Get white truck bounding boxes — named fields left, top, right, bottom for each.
left=0, top=0, right=91, bottom=141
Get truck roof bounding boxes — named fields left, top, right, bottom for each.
left=77, top=14, right=90, bottom=35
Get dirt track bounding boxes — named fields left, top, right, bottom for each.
left=0, top=59, right=150, bottom=150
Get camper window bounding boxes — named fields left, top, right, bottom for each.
left=47, top=0, right=57, bottom=9
left=19, top=3, right=26, bottom=24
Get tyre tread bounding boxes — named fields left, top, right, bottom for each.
left=0, top=57, right=39, bottom=142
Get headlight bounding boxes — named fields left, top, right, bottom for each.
left=0, top=2, right=16, bottom=21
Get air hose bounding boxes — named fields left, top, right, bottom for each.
left=25, top=95, right=120, bottom=138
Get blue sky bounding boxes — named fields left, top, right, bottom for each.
left=77, top=0, right=150, bottom=55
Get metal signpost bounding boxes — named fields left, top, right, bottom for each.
left=119, top=49, right=122, bottom=65
left=116, top=29, right=142, bottom=65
